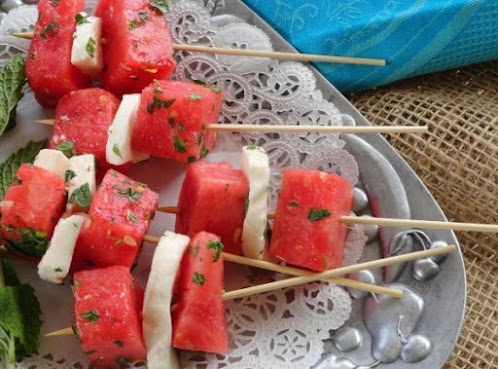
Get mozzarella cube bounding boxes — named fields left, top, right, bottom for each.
left=71, top=13, right=104, bottom=75
left=143, top=231, right=190, bottom=369
left=66, top=154, right=96, bottom=213
left=241, top=145, right=270, bottom=260
left=38, top=214, right=87, bottom=284
left=33, top=149, right=70, bottom=180
left=106, top=94, right=149, bottom=165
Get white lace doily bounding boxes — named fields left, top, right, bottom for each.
left=0, top=1, right=367, bottom=368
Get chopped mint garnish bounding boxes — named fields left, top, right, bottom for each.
left=55, top=141, right=76, bottom=158
left=207, top=240, right=224, bottom=262
left=192, top=272, right=205, bottom=286
left=68, top=183, right=92, bottom=211
left=307, top=208, right=331, bottom=222
left=0, top=56, right=26, bottom=137
left=149, top=0, right=169, bottom=14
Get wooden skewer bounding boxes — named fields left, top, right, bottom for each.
left=157, top=207, right=498, bottom=233
left=36, top=119, right=427, bottom=135
left=222, top=245, right=456, bottom=300
left=44, top=244, right=455, bottom=337
left=142, top=235, right=403, bottom=298
left=12, top=32, right=386, bottom=67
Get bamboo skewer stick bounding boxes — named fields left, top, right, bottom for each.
left=142, top=235, right=403, bottom=298
left=157, top=207, right=498, bottom=233
left=12, top=32, right=386, bottom=66
left=222, top=245, right=456, bottom=300
left=35, top=119, right=426, bottom=134
left=44, top=245, right=456, bottom=337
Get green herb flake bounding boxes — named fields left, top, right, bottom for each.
left=85, top=37, right=96, bottom=58
left=147, top=96, right=175, bottom=114
left=56, top=141, right=76, bottom=158
left=307, top=208, right=332, bottom=222
left=64, top=169, right=76, bottom=182
left=189, top=246, right=199, bottom=257
left=80, top=309, right=99, bottom=322
left=68, top=183, right=92, bottom=211
left=210, top=84, right=221, bottom=93
left=40, top=21, right=58, bottom=39
left=187, top=156, right=196, bottom=163
left=112, top=144, right=123, bottom=159
left=0, top=140, right=46, bottom=200
left=75, top=13, right=89, bottom=25
left=114, top=187, right=142, bottom=202
left=188, top=93, right=202, bottom=101
left=173, top=135, right=188, bottom=153
left=149, top=0, right=169, bottom=14
left=54, top=267, right=63, bottom=273
left=207, top=240, right=224, bottom=262
left=127, top=211, right=138, bottom=223
left=113, top=340, right=124, bottom=347
left=192, top=272, right=205, bottom=286
left=51, top=0, right=61, bottom=5
left=128, top=20, right=142, bottom=31
left=115, top=356, right=130, bottom=365
left=0, top=55, right=26, bottom=137
left=138, top=11, right=148, bottom=22
left=200, top=147, right=209, bottom=158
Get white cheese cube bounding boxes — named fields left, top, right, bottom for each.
left=71, top=13, right=104, bottom=75
left=38, top=214, right=86, bottom=284
left=106, top=94, right=149, bottom=165
left=143, top=231, right=190, bottom=369
left=33, top=149, right=70, bottom=180
left=241, top=145, right=270, bottom=260
left=66, top=154, right=96, bottom=213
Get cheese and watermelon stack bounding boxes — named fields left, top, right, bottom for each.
left=25, top=0, right=91, bottom=107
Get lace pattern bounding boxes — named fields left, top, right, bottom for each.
left=0, top=1, right=367, bottom=369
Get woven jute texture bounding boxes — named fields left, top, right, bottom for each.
left=350, top=61, right=498, bottom=369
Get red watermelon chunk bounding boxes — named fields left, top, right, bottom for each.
left=25, top=0, right=90, bottom=107
left=48, top=88, right=123, bottom=174
left=269, top=169, right=353, bottom=272
left=131, top=80, right=223, bottom=163
left=172, top=232, right=228, bottom=354
left=72, top=169, right=159, bottom=271
left=72, top=266, right=146, bottom=368
left=0, top=164, right=66, bottom=257
left=95, top=0, right=177, bottom=96
left=175, top=161, right=248, bottom=255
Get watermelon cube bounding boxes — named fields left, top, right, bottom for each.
left=172, top=232, right=228, bottom=354
left=131, top=80, right=224, bottom=163
left=95, top=0, right=177, bottom=96
left=0, top=164, right=66, bottom=257
left=48, top=88, right=123, bottom=174
left=72, top=266, right=146, bottom=368
left=25, top=0, right=90, bottom=107
left=72, top=170, right=159, bottom=271
left=175, top=161, right=249, bottom=255
left=269, top=169, right=353, bottom=271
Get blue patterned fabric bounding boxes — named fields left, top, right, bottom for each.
left=242, top=0, right=498, bottom=92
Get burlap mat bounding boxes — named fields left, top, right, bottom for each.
left=349, top=61, right=498, bottom=368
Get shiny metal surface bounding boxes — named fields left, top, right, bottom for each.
left=225, top=2, right=466, bottom=368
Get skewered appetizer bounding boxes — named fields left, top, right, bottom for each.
left=25, top=0, right=90, bottom=107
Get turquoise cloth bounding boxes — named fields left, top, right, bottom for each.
left=242, top=0, right=498, bottom=92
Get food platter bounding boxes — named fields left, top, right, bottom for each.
left=0, top=1, right=465, bottom=368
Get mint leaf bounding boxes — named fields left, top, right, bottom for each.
left=4, top=228, right=49, bottom=258
left=307, top=208, right=331, bottom=222
left=173, top=135, right=187, bottom=153
left=207, top=240, right=224, bottom=262
left=55, top=141, right=75, bottom=158
left=68, top=183, right=92, bottom=211
left=75, top=13, right=89, bottom=25
left=0, top=140, right=46, bottom=201
left=0, top=260, right=20, bottom=287
left=192, top=272, right=205, bottom=286
left=85, top=37, right=96, bottom=58
left=0, top=262, right=42, bottom=362
left=150, top=0, right=169, bottom=14
left=0, top=56, right=26, bottom=137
